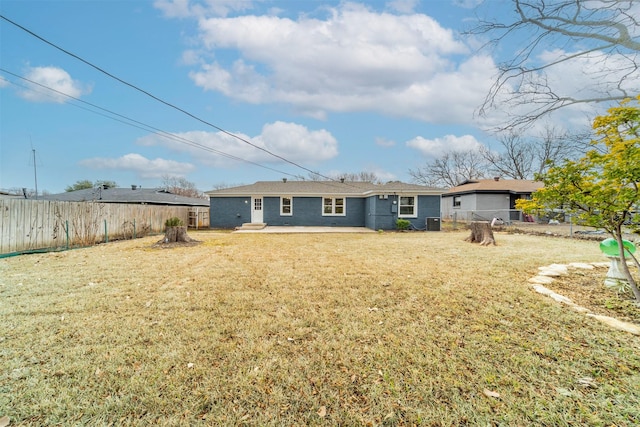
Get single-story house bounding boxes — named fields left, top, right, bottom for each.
left=41, top=186, right=210, bottom=227
left=206, top=180, right=444, bottom=231
left=441, top=178, right=543, bottom=223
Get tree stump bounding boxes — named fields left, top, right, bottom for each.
left=163, top=226, right=193, bottom=243
left=465, top=221, right=496, bottom=246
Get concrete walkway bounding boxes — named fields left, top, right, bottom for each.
left=233, top=226, right=375, bottom=233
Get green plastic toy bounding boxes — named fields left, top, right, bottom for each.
left=599, top=238, right=636, bottom=256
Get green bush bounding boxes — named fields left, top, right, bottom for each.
left=395, top=219, right=411, bottom=231
left=165, top=217, right=184, bottom=227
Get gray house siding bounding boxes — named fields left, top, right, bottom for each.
left=365, top=196, right=395, bottom=230
left=210, top=196, right=250, bottom=228
left=416, top=195, right=441, bottom=228
left=263, top=197, right=365, bottom=227
left=364, top=195, right=441, bottom=230
left=476, top=193, right=510, bottom=211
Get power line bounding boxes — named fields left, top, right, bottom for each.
left=0, top=69, right=299, bottom=177
left=1, top=70, right=365, bottom=193
left=0, top=13, right=338, bottom=182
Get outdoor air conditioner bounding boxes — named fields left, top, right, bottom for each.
left=426, top=217, right=441, bottom=231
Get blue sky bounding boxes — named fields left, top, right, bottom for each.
left=0, top=0, right=612, bottom=193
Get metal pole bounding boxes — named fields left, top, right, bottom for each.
left=32, top=148, right=38, bottom=200
left=66, top=220, right=69, bottom=250
left=104, top=219, right=108, bottom=243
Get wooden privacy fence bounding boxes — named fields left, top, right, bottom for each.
left=0, top=199, right=209, bottom=255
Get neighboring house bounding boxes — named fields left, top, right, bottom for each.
left=441, top=178, right=543, bottom=223
left=42, top=186, right=209, bottom=206
left=206, top=180, right=443, bottom=231
left=41, top=186, right=210, bottom=227
left=0, top=190, right=25, bottom=200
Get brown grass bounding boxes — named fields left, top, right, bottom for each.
left=1, top=230, right=639, bottom=426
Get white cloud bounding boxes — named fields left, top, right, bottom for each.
left=18, top=66, right=91, bottom=103
left=453, top=0, right=484, bottom=9
left=154, top=0, right=256, bottom=18
left=136, top=121, right=339, bottom=167
left=174, top=3, right=493, bottom=124
left=405, top=134, right=483, bottom=157
left=537, top=49, right=640, bottom=100
left=375, top=137, right=396, bottom=147
left=79, top=153, right=195, bottom=179
left=386, top=0, right=418, bottom=14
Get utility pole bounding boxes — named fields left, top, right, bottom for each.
left=32, top=148, right=38, bottom=200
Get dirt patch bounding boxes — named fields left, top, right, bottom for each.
left=543, top=264, right=640, bottom=325
left=151, top=239, right=202, bottom=249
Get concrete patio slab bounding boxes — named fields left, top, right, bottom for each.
left=233, top=226, right=376, bottom=233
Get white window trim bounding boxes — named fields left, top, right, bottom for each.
left=280, top=196, right=293, bottom=216
left=453, top=195, right=461, bottom=208
left=322, top=197, right=346, bottom=216
left=398, top=195, right=417, bottom=218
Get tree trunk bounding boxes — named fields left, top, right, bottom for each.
left=614, top=228, right=640, bottom=302
left=465, top=221, right=496, bottom=246
left=163, top=226, right=193, bottom=243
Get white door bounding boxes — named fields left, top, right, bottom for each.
left=251, top=197, right=263, bottom=223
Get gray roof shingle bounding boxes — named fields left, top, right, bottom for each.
left=444, top=179, right=543, bottom=195
left=41, top=187, right=209, bottom=207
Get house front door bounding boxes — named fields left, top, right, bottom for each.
left=251, top=197, right=263, bottom=223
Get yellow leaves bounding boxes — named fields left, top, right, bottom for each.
left=515, top=197, right=541, bottom=213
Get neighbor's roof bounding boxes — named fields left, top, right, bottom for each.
left=206, top=181, right=444, bottom=197
left=444, top=179, right=543, bottom=196
left=41, top=187, right=209, bottom=207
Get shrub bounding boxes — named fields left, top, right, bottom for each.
left=165, top=217, right=184, bottom=228
left=396, top=219, right=411, bottom=231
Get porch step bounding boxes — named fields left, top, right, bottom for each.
left=237, top=222, right=267, bottom=230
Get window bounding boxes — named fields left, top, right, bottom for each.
left=323, top=197, right=345, bottom=216
left=280, top=197, right=292, bottom=216
left=453, top=196, right=461, bottom=208
left=399, top=196, right=416, bottom=217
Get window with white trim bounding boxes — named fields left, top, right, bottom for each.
left=453, top=196, right=461, bottom=208
left=323, top=197, right=345, bottom=216
left=280, top=196, right=292, bottom=216
left=399, top=196, right=416, bottom=217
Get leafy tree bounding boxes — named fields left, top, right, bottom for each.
left=518, top=96, right=640, bottom=301
left=469, top=0, right=640, bottom=131
left=65, top=180, right=117, bottom=192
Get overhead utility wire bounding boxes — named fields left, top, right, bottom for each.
left=0, top=69, right=298, bottom=177
left=0, top=14, right=340, bottom=183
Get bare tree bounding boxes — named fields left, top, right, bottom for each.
left=480, top=134, right=534, bottom=179
left=210, top=182, right=245, bottom=190
left=533, top=125, right=588, bottom=174
left=481, top=126, right=585, bottom=179
left=335, top=171, right=382, bottom=183
left=161, top=175, right=206, bottom=199
left=296, top=171, right=382, bottom=183
left=409, top=150, right=487, bottom=188
left=469, top=0, right=640, bottom=131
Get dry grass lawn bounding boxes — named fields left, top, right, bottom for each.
left=1, top=230, right=639, bottom=426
